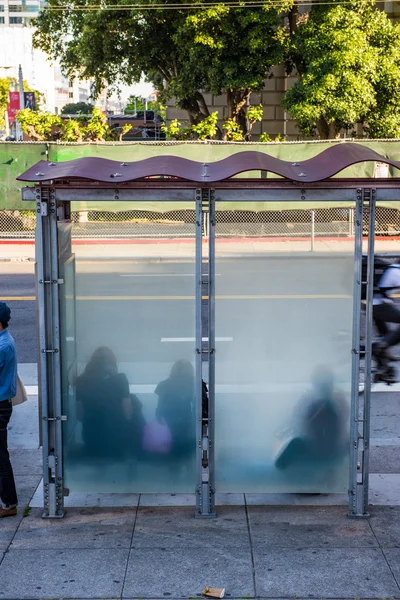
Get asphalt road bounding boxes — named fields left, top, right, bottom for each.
left=0, top=257, right=354, bottom=376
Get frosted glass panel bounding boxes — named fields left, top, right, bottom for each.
left=60, top=207, right=196, bottom=493
left=215, top=207, right=353, bottom=493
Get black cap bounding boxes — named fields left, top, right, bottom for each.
left=0, top=302, right=11, bottom=323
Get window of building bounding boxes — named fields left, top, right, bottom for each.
left=9, top=5, right=24, bottom=12
left=68, top=92, right=74, bottom=98
left=69, top=79, right=74, bottom=88
left=9, top=16, right=23, bottom=23
left=0, top=16, right=4, bottom=22
left=0, top=6, right=4, bottom=12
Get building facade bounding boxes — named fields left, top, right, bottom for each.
left=0, top=4, right=93, bottom=115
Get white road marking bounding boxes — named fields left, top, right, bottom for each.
left=120, top=273, right=221, bottom=277
left=23, top=382, right=398, bottom=396
left=372, top=382, right=400, bottom=393
left=161, top=337, right=233, bottom=342
left=66, top=337, right=75, bottom=342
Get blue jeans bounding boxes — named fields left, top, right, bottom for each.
left=0, top=400, right=17, bottom=507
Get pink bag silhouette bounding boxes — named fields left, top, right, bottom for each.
left=143, top=418, right=172, bottom=454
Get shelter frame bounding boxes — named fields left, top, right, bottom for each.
left=24, top=169, right=400, bottom=519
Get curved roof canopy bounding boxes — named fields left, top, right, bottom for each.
left=17, top=143, right=400, bottom=184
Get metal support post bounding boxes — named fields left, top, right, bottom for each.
left=195, top=188, right=216, bottom=518
left=35, top=187, right=65, bottom=518
left=348, top=189, right=375, bottom=518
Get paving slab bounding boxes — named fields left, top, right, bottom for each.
left=369, top=445, right=400, bottom=473
left=369, top=506, right=400, bottom=548
left=8, top=396, right=39, bottom=449
left=0, top=515, right=22, bottom=554
left=0, top=548, right=129, bottom=599
left=9, top=448, right=42, bottom=476
left=132, top=506, right=249, bottom=549
left=248, top=506, right=378, bottom=548
left=381, top=548, right=400, bottom=590
left=253, top=547, right=399, bottom=598
left=14, top=474, right=41, bottom=508
left=369, top=473, right=400, bottom=506
left=11, top=507, right=136, bottom=550
left=123, top=546, right=254, bottom=598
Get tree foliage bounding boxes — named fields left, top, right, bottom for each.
left=283, top=0, right=400, bottom=138
left=0, top=79, right=9, bottom=129
left=17, top=107, right=132, bottom=141
left=61, top=101, right=94, bottom=115
left=162, top=105, right=272, bottom=141
left=33, top=0, right=290, bottom=138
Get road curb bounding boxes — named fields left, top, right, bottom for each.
left=0, top=257, right=35, bottom=262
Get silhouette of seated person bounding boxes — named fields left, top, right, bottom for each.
left=154, top=359, right=196, bottom=459
left=275, top=366, right=349, bottom=471
left=76, top=347, right=144, bottom=460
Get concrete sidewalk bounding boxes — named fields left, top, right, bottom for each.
left=2, top=236, right=400, bottom=260
left=1, top=365, right=400, bottom=599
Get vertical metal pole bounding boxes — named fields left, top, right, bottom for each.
left=311, top=210, right=315, bottom=252
left=349, top=189, right=375, bottom=518
left=348, top=192, right=363, bottom=517
left=362, top=189, right=376, bottom=513
left=36, top=189, right=65, bottom=518
left=207, top=190, right=216, bottom=516
left=195, top=188, right=216, bottom=519
left=195, top=190, right=203, bottom=517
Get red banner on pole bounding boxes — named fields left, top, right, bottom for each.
left=7, top=91, right=20, bottom=123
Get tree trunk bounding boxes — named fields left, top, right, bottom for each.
left=226, top=88, right=251, bottom=139
left=316, top=117, right=330, bottom=139
left=316, top=117, right=340, bottom=139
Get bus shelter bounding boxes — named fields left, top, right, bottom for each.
left=18, top=143, right=400, bottom=519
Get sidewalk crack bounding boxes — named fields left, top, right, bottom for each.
left=244, top=494, right=257, bottom=598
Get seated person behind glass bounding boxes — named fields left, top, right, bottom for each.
left=155, top=359, right=195, bottom=458
left=76, top=347, right=144, bottom=459
left=275, top=366, right=348, bottom=470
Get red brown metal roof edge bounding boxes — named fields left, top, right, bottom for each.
left=17, top=143, right=400, bottom=184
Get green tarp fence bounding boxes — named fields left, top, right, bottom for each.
left=1, top=140, right=400, bottom=212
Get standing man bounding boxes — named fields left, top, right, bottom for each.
left=0, top=302, right=18, bottom=517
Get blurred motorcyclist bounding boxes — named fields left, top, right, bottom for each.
left=372, top=264, right=400, bottom=374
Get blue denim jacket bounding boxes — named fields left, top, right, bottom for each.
left=0, top=329, right=17, bottom=401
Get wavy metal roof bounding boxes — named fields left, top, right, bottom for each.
left=17, top=143, right=400, bottom=184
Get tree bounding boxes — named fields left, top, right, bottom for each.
left=283, top=0, right=400, bottom=138
left=175, top=4, right=290, bottom=135
left=33, top=0, right=290, bottom=138
left=61, top=101, right=94, bottom=115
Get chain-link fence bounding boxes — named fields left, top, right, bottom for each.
left=1, top=206, right=400, bottom=239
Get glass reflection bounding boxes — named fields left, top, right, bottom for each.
left=153, top=359, right=196, bottom=459
left=275, top=365, right=349, bottom=471
left=76, top=347, right=145, bottom=460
